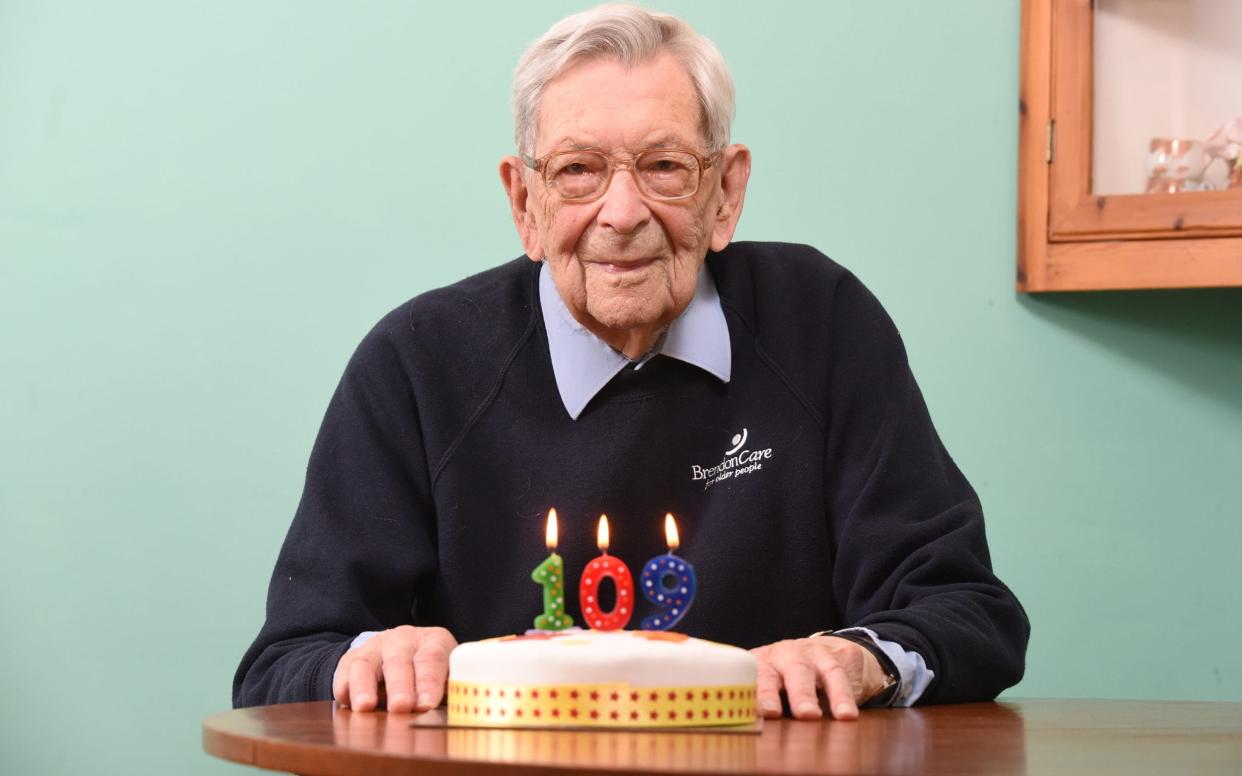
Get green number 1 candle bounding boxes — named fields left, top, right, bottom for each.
left=532, top=508, right=574, bottom=631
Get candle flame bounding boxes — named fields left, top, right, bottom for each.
left=664, top=513, right=680, bottom=551
left=597, top=514, right=610, bottom=553
left=545, top=508, right=558, bottom=551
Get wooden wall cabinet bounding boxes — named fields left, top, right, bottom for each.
left=1018, top=0, right=1242, bottom=291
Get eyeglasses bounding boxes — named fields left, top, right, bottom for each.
left=522, top=148, right=717, bottom=202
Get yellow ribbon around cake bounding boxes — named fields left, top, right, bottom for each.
left=447, top=680, right=756, bottom=728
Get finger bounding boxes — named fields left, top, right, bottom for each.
left=348, top=655, right=381, bottom=712
left=819, top=658, right=858, bottom=720
left=411, top=637, right=451, bottom=710
left=754, top=656, right=784, bottom=718
left=380, top=640, right=417, bottom=713
left=773, top=652, right=822, bottom=720
left=333, top=653, right=353, bottom=707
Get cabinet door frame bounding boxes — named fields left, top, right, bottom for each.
left=1018, top=0, right=1242, bottom=292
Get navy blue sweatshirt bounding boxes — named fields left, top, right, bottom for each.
left=233, top=242, right=1028, bottom=707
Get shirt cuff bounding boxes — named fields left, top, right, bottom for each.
left=833, top=626, right=934, bottom=707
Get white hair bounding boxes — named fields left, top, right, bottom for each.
left=511, top=4, right=735, bottom=157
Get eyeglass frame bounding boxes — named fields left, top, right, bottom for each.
left=520, top=147, right=720, bottom=203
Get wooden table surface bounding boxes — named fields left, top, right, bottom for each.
left=203, top=699, right=1242, bottom=775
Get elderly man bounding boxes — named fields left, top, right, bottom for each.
left=235, top=5, right=1028, bottom=720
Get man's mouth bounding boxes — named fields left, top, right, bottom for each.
left=592, top=257, right=657, bottom=274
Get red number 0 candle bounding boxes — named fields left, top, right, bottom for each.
left=578, top=514, right=635, bottom=630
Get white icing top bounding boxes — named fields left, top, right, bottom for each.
left=449, top=630, right=757, bottom=688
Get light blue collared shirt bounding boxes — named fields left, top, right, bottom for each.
left=539, top=260, right=731, bottom=420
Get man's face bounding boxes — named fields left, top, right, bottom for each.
left=520, top=54, right=729, bottom=344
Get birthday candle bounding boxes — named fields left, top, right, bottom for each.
left=531, top=508, right=574, bottom=630
left=578, top=514, right=636, bottom=630
left=639, top=514, right=697, bottom=630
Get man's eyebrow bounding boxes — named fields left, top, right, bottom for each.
left=542, top=137, right=595, bottom=151
left=639, top=136, right=692, bottom=150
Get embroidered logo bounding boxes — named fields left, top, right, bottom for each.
left=691, top=428, right=774, bottom=490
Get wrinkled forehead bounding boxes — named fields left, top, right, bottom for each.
left=535, top=53, right=706, bottom=153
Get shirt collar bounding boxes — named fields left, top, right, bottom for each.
left=539, top=262, right=732, bottom=420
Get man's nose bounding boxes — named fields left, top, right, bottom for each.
left=595, top=168, right=651, bottom=234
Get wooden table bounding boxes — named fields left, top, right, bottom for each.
left=203, top=699, right=1242, bottom=775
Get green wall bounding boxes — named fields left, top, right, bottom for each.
left=2, top=1, right=1239, bottom=773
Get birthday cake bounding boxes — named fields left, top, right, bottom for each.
left=447, top=629, right=758, bottom=728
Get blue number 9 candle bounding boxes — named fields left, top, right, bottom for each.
left=639, top=513, right=697, bottom=630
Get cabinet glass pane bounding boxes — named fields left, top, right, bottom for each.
left=1092, top=0, right=1242, bottom=195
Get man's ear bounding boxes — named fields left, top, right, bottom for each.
left=499, top=156, right=544, bottom=261
left=709, top=144, right=752, bottom=252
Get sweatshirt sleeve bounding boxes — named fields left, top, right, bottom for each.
left=233, top=310, right=438, bottom=707
left=823, top=273, right=1029, bottom=705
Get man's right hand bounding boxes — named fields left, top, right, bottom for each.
left=332, top=625, right=458, bottom=713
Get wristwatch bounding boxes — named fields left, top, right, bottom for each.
left=809, top=630, right=901, bottom=707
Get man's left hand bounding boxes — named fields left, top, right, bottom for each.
left=750, top=636, right=890, bottom=720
